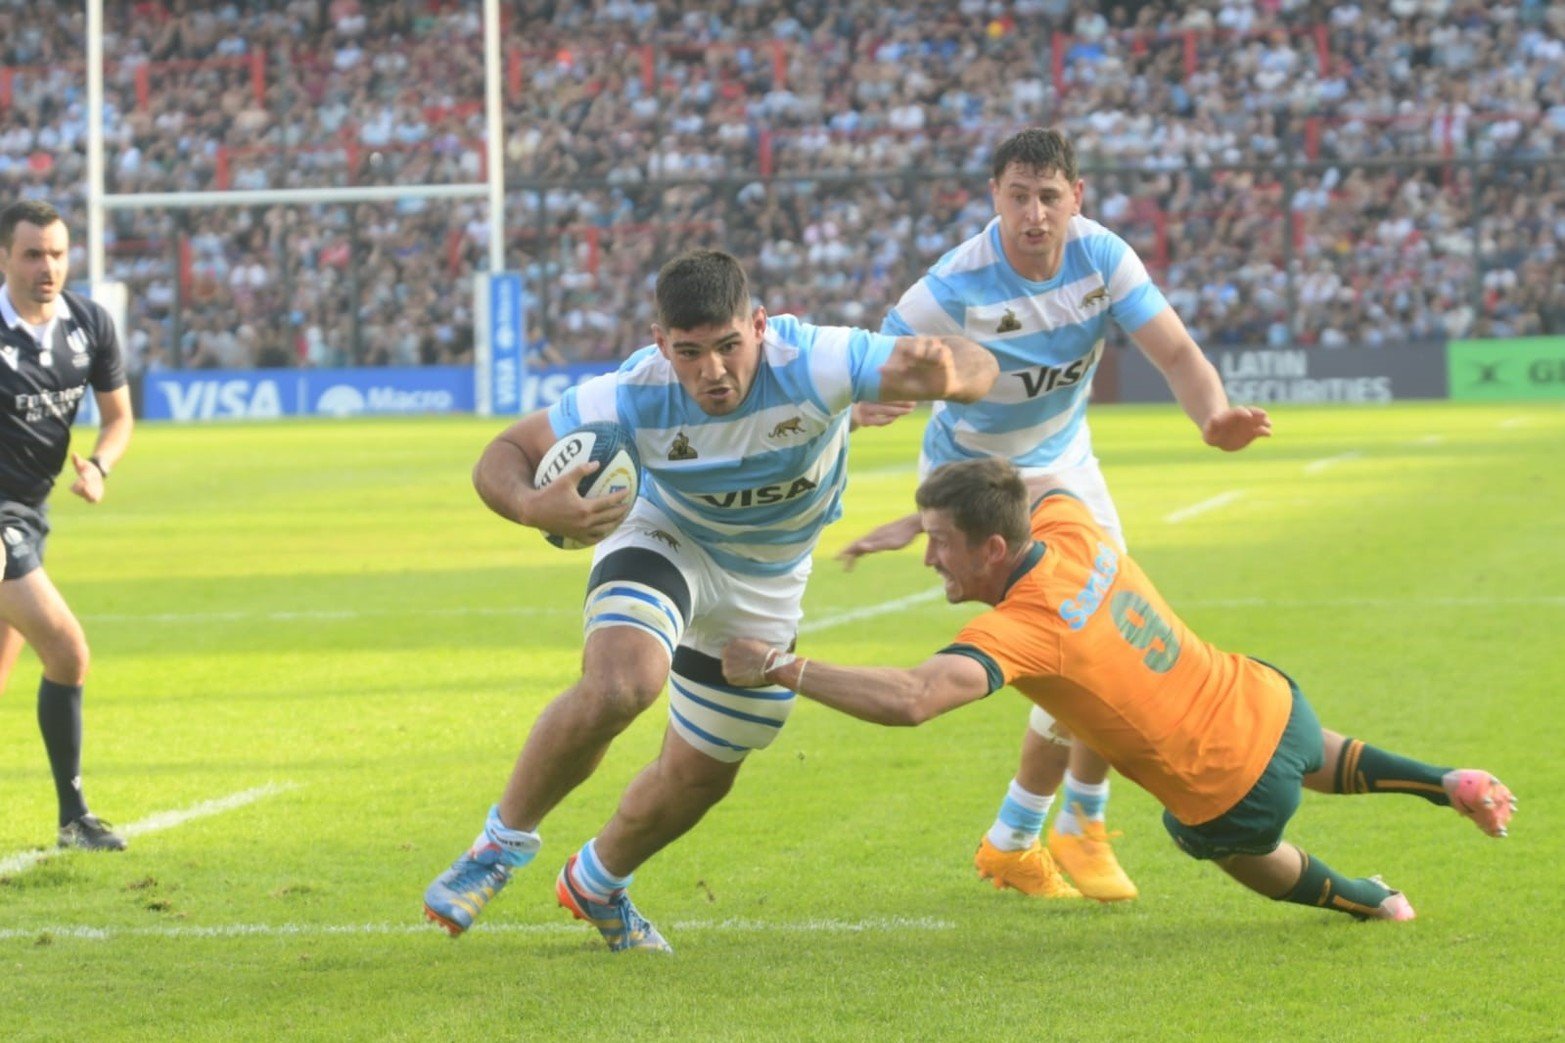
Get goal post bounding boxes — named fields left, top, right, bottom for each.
left=83, top=0, right=510, bottom=412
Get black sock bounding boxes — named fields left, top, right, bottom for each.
left=1333, top=737, right=1452, bottom=805
left=37, top=679, right=88, bottom=826
left=1278, top=851, right=1394, bottom=919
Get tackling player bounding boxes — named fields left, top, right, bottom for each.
left=422, top=249, right=997, bottom=951
left=726, top=458, right=1515, bottom=921
left=844, top=128, right=1270, bottom=902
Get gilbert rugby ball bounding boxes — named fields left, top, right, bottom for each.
left=533, top=422, right=640, bottom=549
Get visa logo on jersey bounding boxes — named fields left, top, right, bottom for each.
left=151, top=378, right=286, bottom=420
left=1013, top=357, right=1092, bottom=398
left=696, top=477, right=818, bottom=508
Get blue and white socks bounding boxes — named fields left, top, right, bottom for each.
left=567, top=838, right=633, bottom=902
left=987, top=778, right=1055, bottom=851
left=1054, top=771, right=1110, bottom=836
left=467, top=804, right=541, bottom=868
left=464, top=809, right=633, bottom=902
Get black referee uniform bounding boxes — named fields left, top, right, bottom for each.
left=1, top=283, right=129, bottom=849
left=0, top=287, right=126, bottom=577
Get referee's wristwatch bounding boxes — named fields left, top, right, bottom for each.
left=88, top=455, right=110, bottom=479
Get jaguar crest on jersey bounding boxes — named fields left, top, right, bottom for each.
left=667, top=432, right=698, bottom=461
left=643, top=528, right=681, bottom=550
left=996, top=308, right=1022, bottom=333
left=769, top=416, right=805, bottom=439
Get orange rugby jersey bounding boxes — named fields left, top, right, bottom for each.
left=944, top=492, right=1293, bottom=825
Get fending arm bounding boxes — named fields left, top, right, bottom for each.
left=722, top=638, right=993, bottom=726
left=878, top=334, right=998, bottom=405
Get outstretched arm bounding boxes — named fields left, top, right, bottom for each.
left=1131, top=309, right=1271, bottom=451
left=878, top=335, right=997, bottom=405
left=473, top=410, right=632, bottom=546
left=722, top=638, right=992, bottom=726
left=835, top=513, right=924, bottom=570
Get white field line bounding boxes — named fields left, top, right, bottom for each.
left=80, top=595, right=951, bottom=632
left=1304, top=450, right=1362, bottom=475
left=1164, top=490, right=1245, bottom=524
left=82, top=588, right=1565, bottom=631
left=1181, top=596, right=1565, bottom=608
left=1411, top=434, right=1445, bottom=445
left=0, top=783, right=298, bottom=878
left=799, top=588, right=945, bottom=633
left=81, top=606, right=561, bottom=625
left=0, top=915, right=955, bottom=943
left=1498, top=417, right=1529, bottom=429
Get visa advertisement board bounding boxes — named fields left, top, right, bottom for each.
left=141, top=367, right=473, bottom=421
left=140, top=364, right=614, bottom=421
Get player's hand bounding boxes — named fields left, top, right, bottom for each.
left=69, top=452, right=105, bottom=505
left=836, top=513, right=924, bottom=570
left=527, top=461, right=632, bottom=545
left=1202, top=406, right=1272, bottom=452
left=722, top=638, right=778, bottom=688
left=879, top=336, right=958, bottom=396
left=850, top=401, right=915, bottom=430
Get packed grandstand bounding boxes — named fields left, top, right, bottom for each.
left=1, top=0, right=1559, bottom=370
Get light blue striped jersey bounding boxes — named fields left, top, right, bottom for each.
left=550, top=314, right=895, bottom=577
left=883, top=214, right=1168, bottom=471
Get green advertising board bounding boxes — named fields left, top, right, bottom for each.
left=1449, top=337, right=1565, bottom=401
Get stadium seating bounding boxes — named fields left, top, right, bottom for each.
left=1, top=0, right=1559, bottom=367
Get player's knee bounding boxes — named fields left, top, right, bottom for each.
left=38, top=631, right=89, bottom=684
left=658, top=736, right=743, bottom=804
left=1027, top=704, right=1072, bottom=746
left=686, top=771, right=736, bottom=809
left=668, top=756, right=738, bottom=804
left=577, top=661, right=666, bottom=727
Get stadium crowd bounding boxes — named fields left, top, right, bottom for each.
left=1, top=0, right=1560, bottom=369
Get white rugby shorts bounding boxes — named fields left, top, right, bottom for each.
left=586, top=497, right=808, bottom=762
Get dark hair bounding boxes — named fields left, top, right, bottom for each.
left=990, top=128, right=1078, bottom=184
left=655, top=249, right=751, bottom=330
left=0, top=200, right=64, bottom=249
left=915, top=458, right=1031, bottom=550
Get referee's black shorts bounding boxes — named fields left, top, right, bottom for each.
left=0, top=499, right=50, bottom=581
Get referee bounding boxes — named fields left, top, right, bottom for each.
left=0, top=200, right=134, bottom=851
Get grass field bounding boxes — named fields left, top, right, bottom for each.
left=1, top=401, right=1562, bottom=1042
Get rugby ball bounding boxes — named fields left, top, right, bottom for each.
left=533, top=422, right=640, bottom=549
